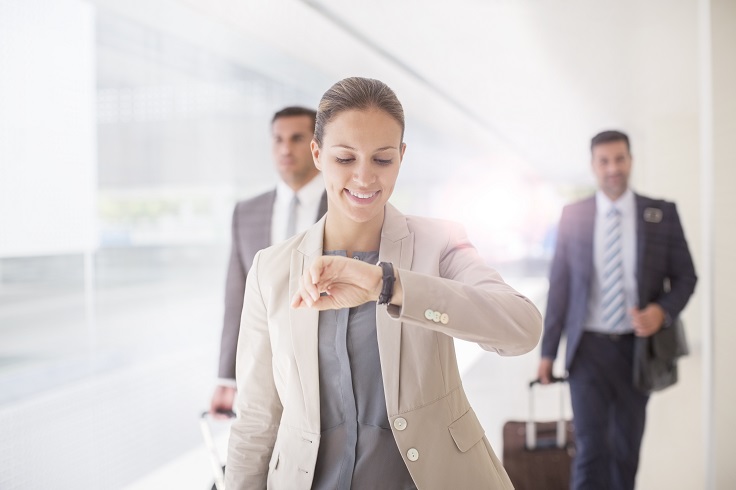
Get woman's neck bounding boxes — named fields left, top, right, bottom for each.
left=323, top=208, right=384, bottom=257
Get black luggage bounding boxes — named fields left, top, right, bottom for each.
left=502, top=378, right=575, bottom=490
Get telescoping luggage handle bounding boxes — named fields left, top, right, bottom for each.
left=200, top=410, right=235, bottom=490
left=526, top=376, right=568, bottom=451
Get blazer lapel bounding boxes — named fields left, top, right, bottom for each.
left=289, top=214, right=327, bottom=432
left=376, top=204, right=414, bottom=415
left=261, top=190, right=277, bottom=249
left=316, top=190, right=328, bottom=221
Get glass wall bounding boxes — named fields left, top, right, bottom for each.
left=0, top=1, right=327, bottom=487
left=0, top=1, right=563, bottom=487
left=1, top=0, right=320, bottom=402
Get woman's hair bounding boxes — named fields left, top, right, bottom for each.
left=313, top=77, right=405, bottom=147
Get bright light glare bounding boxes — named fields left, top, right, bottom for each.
left=436, top=165, right=563, bottom=263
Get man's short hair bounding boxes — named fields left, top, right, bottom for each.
left=591, top=130, right=630, bottom=154
left=272, top=106, right=317, bottom=132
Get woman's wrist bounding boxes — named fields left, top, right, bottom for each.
left=371, top=264, right=384, bottom=301
left=390, top=270, right=403, bottom=306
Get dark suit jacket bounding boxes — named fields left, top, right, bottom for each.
left=218, top=189, right=328, bottom=379
left=540, top=193, right=697, bottom=371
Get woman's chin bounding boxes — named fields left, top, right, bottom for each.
left=336, top=203, right=384, bottom=224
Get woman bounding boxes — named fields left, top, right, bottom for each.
left=225, top=77, right=542, bottom=490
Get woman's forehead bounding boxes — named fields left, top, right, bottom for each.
left=323, top=109, right=402, bottom=141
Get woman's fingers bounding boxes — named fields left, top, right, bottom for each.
left=290, top=290, right=306, bottom=308
left=292, top=256, right=362, bottom=310
left=291, top=258, right=329, bottom=308
left=301, top=267, right=320, bottom=302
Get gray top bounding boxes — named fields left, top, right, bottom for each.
left=311, top=251, right=416, bottom=490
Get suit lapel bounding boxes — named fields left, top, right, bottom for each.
left=289, top=214, right=327, bottom=432
left=634, top=194, right=648, bottom=305
left=258, top=190, right=276, bottom=250
left=579, top=197, right=596, bottom=286
left=376, top=204, right=413, bottom=415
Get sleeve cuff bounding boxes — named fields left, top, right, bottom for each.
left=217, top=378, right=237, bottom=388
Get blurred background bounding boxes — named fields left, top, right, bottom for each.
left=0, top=0, right=733, bottom=488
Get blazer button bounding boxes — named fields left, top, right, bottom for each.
left=432, top=311, right=441, bottom=323
left=424, top=309, right=434, bottom=320
left=394, top=417, right=407, bottom=431
left=440, top=313, right=449, bottom=324
left=407, top=448, right=419, bottom=462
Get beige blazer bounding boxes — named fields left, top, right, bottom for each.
left=219, top=190, right=327, bottom=380
left=226, top=204, right=542, bottom=490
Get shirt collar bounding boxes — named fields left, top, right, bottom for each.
left=596, top=188, right=634, bottom=217
left=276, top=173, right=324, bottom=205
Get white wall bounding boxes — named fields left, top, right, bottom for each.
left=0, top=0, right=97, bottom=257
left=629, top=0, right=736, bottom=487
left=617, top=2, right=705, bottom=488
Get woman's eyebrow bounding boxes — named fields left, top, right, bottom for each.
left=330, top=144, right=397, bottom=151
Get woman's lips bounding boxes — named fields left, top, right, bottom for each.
left=344, top=188, right=380, bottom=204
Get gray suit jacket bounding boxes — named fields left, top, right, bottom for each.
left=218, top=189, right=328, bottom=379
left=540, top=193, right=697, bottom=370
left=225, top=204, right=543, bottom=489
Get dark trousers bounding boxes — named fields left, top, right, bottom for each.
left=568, top=332, right=649, bottom=490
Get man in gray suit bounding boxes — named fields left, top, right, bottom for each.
left=537, top=130, right=696, bottom=489
left=210, top=106, right=327, bottom=416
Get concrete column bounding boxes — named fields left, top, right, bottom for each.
left=710, top=0, right=736, bottom=487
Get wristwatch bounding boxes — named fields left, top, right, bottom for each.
left=377, top=262, right=395, bottom=305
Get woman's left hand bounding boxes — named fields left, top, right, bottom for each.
left=290, top=255, right=384, bottom=310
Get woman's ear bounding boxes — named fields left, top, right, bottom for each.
left=311, top=140, right=322, bottom=171
left=399, top=142, right=407, bottom=162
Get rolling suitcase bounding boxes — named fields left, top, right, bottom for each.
left=502, top=378, right=575, bottom=490
left=200, top=410, right=235, bottom=490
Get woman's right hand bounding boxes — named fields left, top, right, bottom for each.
left=290, top=255, right=384, bottom=310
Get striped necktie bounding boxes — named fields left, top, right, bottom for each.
left=285, top=194, right=299, bottom=238
left=601, top=207, right=626, bottom=332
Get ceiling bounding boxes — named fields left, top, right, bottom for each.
left=94, top=0, right=701, bottom=186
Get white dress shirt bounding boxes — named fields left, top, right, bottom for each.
left=584, top=189, right=638, bottom=333
left=271, top=174, right=324, bottom=245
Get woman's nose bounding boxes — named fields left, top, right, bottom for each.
left=352, top=162, right=376, bottom=186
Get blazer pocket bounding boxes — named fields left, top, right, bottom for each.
left=448, top=408, right=485, bottom=453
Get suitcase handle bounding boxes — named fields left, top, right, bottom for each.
left=200, top=411, right=235, bottom=490
left=526, top=377, right=569, bottom=451
left=528, top=376, right=567, bottom=388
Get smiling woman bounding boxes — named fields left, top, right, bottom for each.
left=225, top=77, right=543, bottom=490
left=313, top=107, right=404, bottom=247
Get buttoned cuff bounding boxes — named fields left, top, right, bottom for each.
left=385, top=269, right=450, bottom=326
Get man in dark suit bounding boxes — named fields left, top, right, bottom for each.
left=537, top=130, right=697, bottom=490
left=210, top=107, right=327, bottom=416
